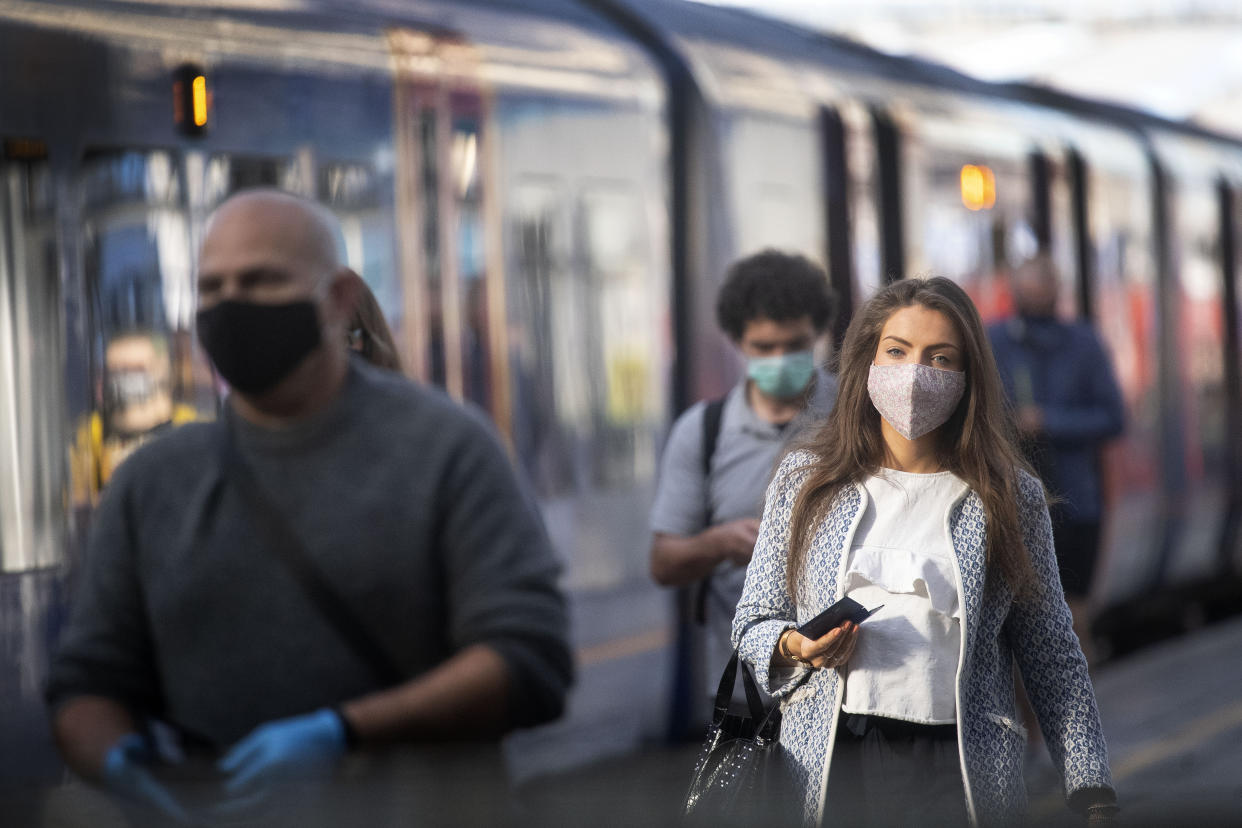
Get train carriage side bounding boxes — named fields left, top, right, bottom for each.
left=1130, top=132, right=1242, bottom=618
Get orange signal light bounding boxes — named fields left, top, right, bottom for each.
left=173, top=63, right=209, bottom=137
left=960, top=164, right=996, bottom=211
left=192, top=76, right=208, bottom=127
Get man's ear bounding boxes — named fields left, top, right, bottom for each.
left=326, top=268, right=363, bottom=327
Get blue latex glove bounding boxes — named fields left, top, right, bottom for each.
left=102, top=732, right=193, bottom=823
left=217, top=708, right=347, bottom=797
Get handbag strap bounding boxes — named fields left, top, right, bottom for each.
left=713, top=650, right=812, bottom=733
left=219, top=423, right=406, bottom=687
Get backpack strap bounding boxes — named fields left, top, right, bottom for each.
left=694, top=397, right=727, bottom=624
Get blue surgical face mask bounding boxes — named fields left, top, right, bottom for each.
left=746, top=350, right=816, bottom=399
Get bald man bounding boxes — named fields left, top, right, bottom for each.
left=46, top=190, right=571, bottom=824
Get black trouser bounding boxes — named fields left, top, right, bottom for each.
left=822, top=713, right=969, bottom=828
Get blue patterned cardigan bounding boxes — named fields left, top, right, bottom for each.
left=732, top=450, right=1114, bottom=826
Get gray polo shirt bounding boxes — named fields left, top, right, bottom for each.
left=650, top=369, right=836, bottom=694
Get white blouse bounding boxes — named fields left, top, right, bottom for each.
left=839, top=468, right=968, bottom=725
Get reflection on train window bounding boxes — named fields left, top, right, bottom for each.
left=510, top=180, right=573, bottom=496
left=580, top=184, right=662, bottom=488
left=74, top=150, right=215, bottom=506
left=420, top=109, right=446, bottom=388
left=914, top=148, right=1034, bottom=322
left=508, top=180, right=663, bottom=495
left=318, top=160, right=400, bottom=345
left=453, top=115, right=490, bottom=409
left=202, top=153, right=304, bottom=207
left=0, top=158, right=66, bottom=571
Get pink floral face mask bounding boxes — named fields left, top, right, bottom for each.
left=867, top=362, right=966, bottom=440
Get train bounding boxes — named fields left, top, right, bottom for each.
left=3, top=0, right=1242, bottom=789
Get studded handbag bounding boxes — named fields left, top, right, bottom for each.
left=682, top=650, right=806, bottom=827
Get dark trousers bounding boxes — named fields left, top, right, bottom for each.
left=822, top=713, right=969, bottom=828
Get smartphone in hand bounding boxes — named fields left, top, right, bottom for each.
left=796, top=596, right=882, bottom=640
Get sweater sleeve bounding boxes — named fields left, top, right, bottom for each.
left=1004, top=473, right=1114, bottom=804
left=436, top=413, right=573, bottom=729
left=732, top=450, right=813, bottom=696
left=45, top=461, right=162, bottom=716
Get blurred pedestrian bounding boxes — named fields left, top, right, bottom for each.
left=987, top=254, right=1123, bottom=662
left=650, top=250, right=837, bottom=733
left=733, top=277, right=1117, bottom=826
left=347, top=277, right=403, bottom=373
left=46, top=189, right=571, bottom=825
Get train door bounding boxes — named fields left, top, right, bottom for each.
left=1069, top=131, right=1161, bottom=608
left=1157, top=145, right=1232, bottom=589
left=390, top=34, right=511, bottom=441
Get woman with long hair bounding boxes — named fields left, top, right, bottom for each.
left=732, top=277, right=1116, bottom=826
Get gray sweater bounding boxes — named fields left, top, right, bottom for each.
left=47, top=360, right=572, bottom=748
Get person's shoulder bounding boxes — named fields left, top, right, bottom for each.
left=352, top=361, right=490, bottom=434
left=1014, top=467, right=1048, bottom=512
left=776, top=448, right=818, bottom=479
left=106, top=420, right=223, bottom=492
left=1064, top=320, right=1107, bottom=348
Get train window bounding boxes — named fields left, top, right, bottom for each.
left=451, top=115, right=491, bottom=409
left=841, top=103, right=884, bottom=303
left=579, top=183, right=663, bottom=489
left=74, top=150, right=216, bottom=506
left=1167, top=178, right=1229, bottom=582
left=1085, top=156, right=1161, bottom=601
left=317, top=160, right=401, bottom=346
left=509, top=179, right=574, bottom=497
left=723, top=113, right=824, bottom=260
left=201, top=153, right=306, bottom=207
left=0, top=158, right=66, bottom=571
left=904, top=118, right=1036, bottom=322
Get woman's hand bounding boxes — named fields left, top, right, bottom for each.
left=780, top=622, right=860, bottom=670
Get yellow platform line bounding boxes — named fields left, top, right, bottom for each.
left=577, top=627, right=671, bottom=666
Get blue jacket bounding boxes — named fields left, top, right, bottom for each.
left=987, top=317, right=1124, bottom=522
left=733, top=451, right=1113, bottom=826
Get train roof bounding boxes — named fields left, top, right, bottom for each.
left=603, top=0, right=1242, bottom=150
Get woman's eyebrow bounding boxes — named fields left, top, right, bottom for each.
left=881, top=335, right=959, bottom=351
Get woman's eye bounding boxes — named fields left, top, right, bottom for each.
left=885, top=348, right=904, bottom=358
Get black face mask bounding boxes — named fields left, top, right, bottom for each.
left=196, top=300, right=323, bottom=394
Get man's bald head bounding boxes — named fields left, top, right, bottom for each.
left=203, top=189, right=344, bottom=281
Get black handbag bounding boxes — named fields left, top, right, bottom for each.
left=682, top=650, right=806, bottom=827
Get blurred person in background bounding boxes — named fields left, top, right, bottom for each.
left=70, top=330, right=201, bottom=507
left=650, top=250, right=837, bottom=734
left=46, top=189, right=571, bottom=826
left=348, top=277, right=404, bottom=374
left=987, top=254, right=1124, bottom=663
left=733, top=277, right=1116, bottom=826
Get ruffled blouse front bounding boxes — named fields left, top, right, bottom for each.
left=838, top=469, right=968, bottom=725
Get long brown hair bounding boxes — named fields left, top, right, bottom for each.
left=349, top=278, right=404, bottom=374
left=785, top=277, right=1037, bottom=596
